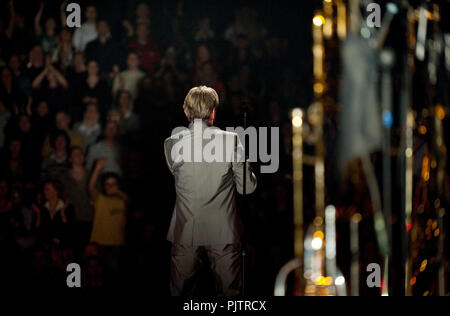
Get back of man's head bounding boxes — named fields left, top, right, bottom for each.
left=183, top=86, right=219, bottom=122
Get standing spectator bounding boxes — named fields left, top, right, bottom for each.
left=1, top=67, right=26, bottom=113
left=41, top=110, right=84, bottom=157
left=33, top=180, right=74, bottom=247
left=24, top=45, right=45, bottom=82
left=127, top=23, right=160, bottom=76
left=86, top=121, right=122, bottom=175
left=0, top=179, right=13, bottom=242
left=12, top=114, right=42, bottom=181
left=3, top=0, right=34, bottom=59
left=34, top=1, right=58, bottom=56
left=85, top=20, right=122, bottom=76
left=122, top=2, right=151, bottom=39
left=8, top=54, right=32, bottom=99
left=0, top=138, right=24, bottom=184
left=59, top=146, right=93, bottom=252
left=0, top=99, right=11, bottom=149
left=112, top=51, right=145, bottom=103
left=66, top=52, right=86, bottom=120
left=72, top=5, right=98, bottom=52
left=40, top=130, right=70, bottom=180
left=116, top=90, right=139, bottom=136
left=11, top=187, right=38, bottom=253
left=31, top=100, right=51, bottom=148
left=193, top=16, right=215, bottom=44
left=73, top=103, right=102, bottom=149
left=88, top=158, right=128, bottom=281
left=31, top=57, right=69, bottom=114
left=79, top=60, right=111, bottom=117
left=196, top=62, right=226, bottom=104
left=52, top=28, right=74, bottom=70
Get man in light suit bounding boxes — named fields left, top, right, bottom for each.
left=164, top=86, right=257, bottom=296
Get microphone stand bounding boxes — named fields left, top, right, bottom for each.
left=241, top=102, right=248, bottom=296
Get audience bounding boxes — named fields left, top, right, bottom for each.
left=0, top=0, right=298, bottom=295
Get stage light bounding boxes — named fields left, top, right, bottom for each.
left=418, top=125, right=427, bottom=135
left=419, top=260, right=427, bottom=272
left=291, top=108, right=303, bottom=128
left=311, top=236, right=323, bottom=250
left=313, top=230, right=324, bottom=240
left=335, top=276, right=345, bottom=286
left=436, top=104, right=445, bottom=120
left=386, top=3, right=398, bottom=15
left=313, top=15, right=325, bottom=27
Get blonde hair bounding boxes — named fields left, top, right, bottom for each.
left=183, top=86, right=219, bottom=121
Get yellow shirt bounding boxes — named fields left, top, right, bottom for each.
left=90, top=193, right=127, bottom=246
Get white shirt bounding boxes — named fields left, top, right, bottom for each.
left=72, top=23, right=98, bottom=52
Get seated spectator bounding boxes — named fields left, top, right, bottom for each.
left=79, top=60, right=111, bottom=116
left=85, top=20, right=122, bottom=77
left=127, top=22, right=160, bottom=76
left=88, top=159, right=128, bottom=277
left=59, top=146, right=93, bottom=252
left=72, top=5, right=98, bottom=52
left=40, top=130, right=70, bottom=180
left=41, top=110, right=84, bottom=157
left=112, top=51, right=145, bottom=102
left=73, top=103, right=102, bottom=150
left=32, top=179, right=74, bottom=248
left=86, top=120, right=122, bottom=175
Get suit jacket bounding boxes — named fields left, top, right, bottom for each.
left=164, top=120, right=257, bottom=246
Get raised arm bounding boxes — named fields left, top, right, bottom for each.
left=34, top=1, right=44, bottom=36
left=5, top=0, right=15, bottom=39
left=60, top=0, right=68, bottom=28
left=50, top=66, right=69, bottom=89
left=31, top=67, right=48, bottom=89
left=89, top=158, right=106, bottom=200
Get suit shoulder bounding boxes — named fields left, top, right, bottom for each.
left=165, top=127, right=190, bottom=142
left=212, top=128, right=238, bottom=138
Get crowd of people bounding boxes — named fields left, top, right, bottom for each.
left=0, top=0, right=306, bottom=295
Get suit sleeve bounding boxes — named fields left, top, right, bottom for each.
left=232, top=134, right=257, bottom=194
left=164, top=138, right=174, bottom=174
